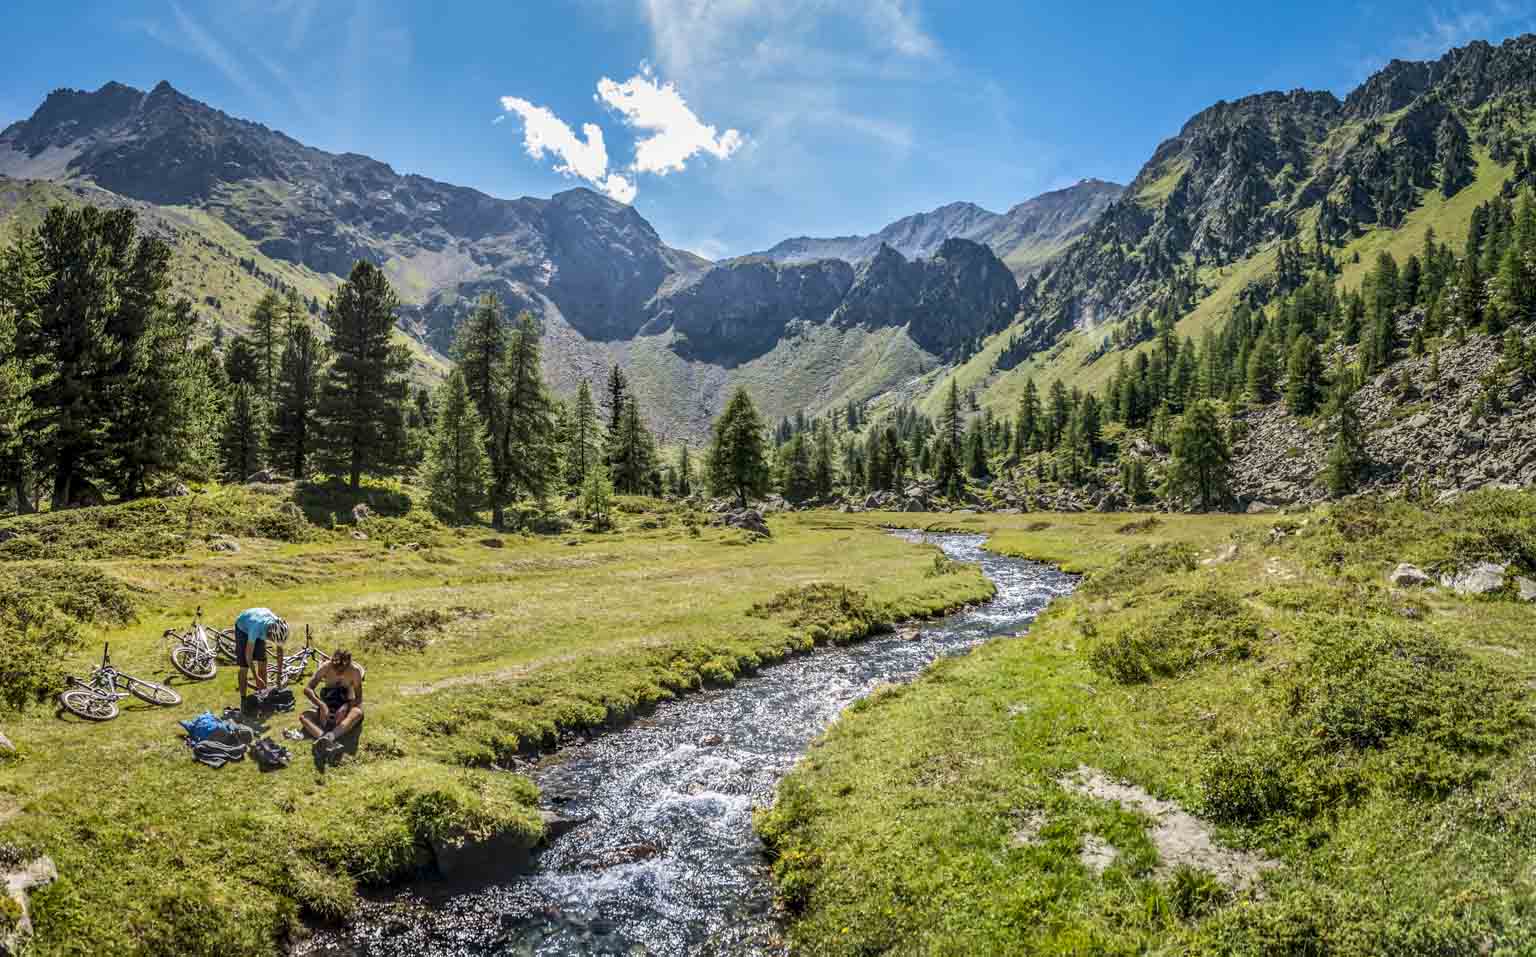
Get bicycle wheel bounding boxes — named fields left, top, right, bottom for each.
left=124, top=676, right=182, bottom=707
left=213, top=630, right=238, bottom=664
left=171, top=644, right=217, bottom=680
left=59, top=688, right=119, bottom=721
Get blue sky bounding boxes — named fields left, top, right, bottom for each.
left=5, top=1, right=1536, bottom=259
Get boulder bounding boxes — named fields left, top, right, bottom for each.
left=724, top=509, right=771, bottom=537
left=351, top=503, right=372, bottom=522
left=1246, top=500, right=1279, bottom=514
left=208, top=538, right=240, bottom=553
left=1388, top=563, right=1435, bottom=588
left=1517, top=577, right=1536, bottom=603
left=479, top=538, right=505, bottom=549
left=158, top=482, right=192, bottom=498
left=1, top=855, right=56, bottom=956
left=351, top=531, right=369, bottom=541
left=0, top=731, right=12, bottom=755
left=697, top=733, right=724, bottom=747
left=1442, top=562, right=1508, bottom=596
left=244, top=469, right=280, bottom=484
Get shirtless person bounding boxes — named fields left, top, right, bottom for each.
left=300, top=649, right=365, bottom=759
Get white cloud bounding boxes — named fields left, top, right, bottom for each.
left=596, top=65, right=743, bottom=175
left=498, top=96, right=638, bottom=203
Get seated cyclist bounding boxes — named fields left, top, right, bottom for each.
left=233, top=607, right=288, bottom=706
left=299, top=649, right=365, bottom=758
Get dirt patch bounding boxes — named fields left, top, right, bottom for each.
left=1060, top=766, right=1276, bottom=891
left=1008, top=809, right=1046, bottom=847
left=1079, top=833, right=1118, bottom=874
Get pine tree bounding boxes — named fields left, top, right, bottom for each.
left=455, top=294, right=508, bottom=498
left=564, top=379, right=601, bottom=490
left=609, top=398, right=657, bottom=495
left=708, top=388, right=770, bottom=507
left=812, top=424, right=836, bottom=499
left=1284, top=336, right=1323, bottom=416
left=422, top=369, right=489, bottom=524
left=1164, top=401, right=1230, bottom=512
left=1078, top=393, right=1102, bottom=460
left=1047, top=380, right=1070, bottom=448
left=678, top=442, right=695, bottom=497
left=779, top=433, right=815, bottom=502
left=270, top=317, right=325, bottom=479
left=249, top=292, right=283, bottom=403
left=220, top=380, right=266, bottom=481
left=1321, top=376, right=1369, bottom=497
left=965, top=421, right=989, bottom=479
left=109, top=294, right=202, bottom=498
left=605, top=364, right=630, bottom=438
left=1246, top=336, right=1280, bottom=403
left=496, top=312, right=558, bottom=513
left=316, top=261, right=411, bottom=490
left=0, top=231, right=40, bottom=510
left=224, top=335, right=261, bottom=386
left=1016, top=378, right=1039, bottom=451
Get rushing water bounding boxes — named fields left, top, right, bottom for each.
left=306, top=533, right=1075, bottom=957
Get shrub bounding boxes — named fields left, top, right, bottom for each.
left=286, top=857, right=357, bottom=922
left=1081, top=542, right=1198, bottom=598
left=1089, top=587, right=1260, bottom=683
left=0, top=563, right=137, bottom=710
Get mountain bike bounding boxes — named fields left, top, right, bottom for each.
left=59, top=643, right=183, bottom=721
left=272, top=626, right=328, bottom=689
left=164, top=606, right=219, bottom=680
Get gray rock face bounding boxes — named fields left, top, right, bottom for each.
left=0, top=731, right=12, bottom=754
left=1442, top=562, right=1508, bottom=596
left=723, top=509, right=771, bottom=537
left=1516, top=577, right=1536, bottom=602
left=1389, top=563, right=1435, bottom=588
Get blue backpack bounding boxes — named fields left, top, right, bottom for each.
left=179, top=710, right=232, bottom=742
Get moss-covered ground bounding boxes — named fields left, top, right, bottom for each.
left=760, top=494, right=1536, bottom=956
left=0, top=488, right=991, bottom=956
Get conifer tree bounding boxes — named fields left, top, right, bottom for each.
left=609, top=398, right=657, bottom=495
left=316, top=261, right=411, bottom=490
left=779, top=433, right=815, bottom=502
left=249, top=292, right=283, bottom=402
left=220, top=380, right=266, bottom=481
left=605, top=364, right=630, bottom=437
left=1284, top=336, right=1323, bottom=416
left=1016, top=379, right=1040, bottom=451
left=1047, top=380, right=1070, bottom=448
left=0, top=233, right=40, bottom=510
left=1321, top=376, right=1369, bottom=497
left=455, top=294, right=508, bottom=500
left=423, top=369, right=489, bottom=524
left=1164, top=401, right=1231, bottom=512
left=224, top=335, right=261, bottom=386
left=1246, top=336, right=1280, bottom=403
left=564, top=379, right=601, bottom=490
left=707, top=387, right=770, bottom=507
left=677, top=442, right=695, bottom=497
left=811, top=424, right=835, bottom=498
left=495, top=312, right=558, bottom=514
left=271, top=317, right=325, bottom=479
left=579, top=462, right=614, bottom=528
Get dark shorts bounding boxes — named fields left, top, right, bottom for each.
left=234, top=626, right=266, bottom=666
left=320, top=685, right=350, bottom=711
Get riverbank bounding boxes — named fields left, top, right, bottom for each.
left=757, top=493, right=1536, bottom=955
left=0, top=496, right=993, bottom=956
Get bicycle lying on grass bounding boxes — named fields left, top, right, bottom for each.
left=59, top=643, right=183, bottom=721
left=164, top=611, right=327, bottom=688
left=164, top=607, right=220, bottom=680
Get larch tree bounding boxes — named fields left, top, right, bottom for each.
left=1284, top=335, right=1324, bottom=416
left=220, top=380, right=266, bottom=481
left=315, top=261, right=411, bottom=490
left=455, top=293, right=508, bottom=508
left=249, top=291, right=283, bottom=403
left=609, top=398, right=657, bottom=495
left=564, top=379, right=601, bottom=490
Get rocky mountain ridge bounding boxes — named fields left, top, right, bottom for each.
left=751, top=179, right=1123, bottom=278
left=0, top=80, right=1025, bottom=436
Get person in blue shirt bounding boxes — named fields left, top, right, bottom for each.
left=233, top=607, right=289, bottom=705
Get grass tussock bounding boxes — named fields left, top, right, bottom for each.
left=1089, top=587, right=1262, bottom=683
left=358, top=606, right=489, bottom=653
left=1081, top=541, right=1198, bottom=598
left=1116, top=516, right=1163, bottom=535
left=748, top=584, right=888, bottom=645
